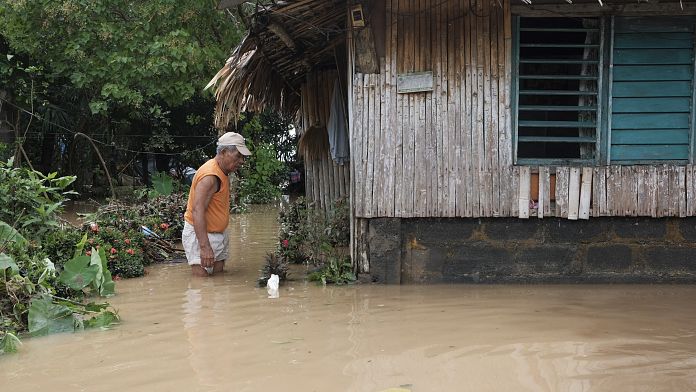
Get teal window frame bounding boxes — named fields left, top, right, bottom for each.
left=512, top=15, right=696, bottom=166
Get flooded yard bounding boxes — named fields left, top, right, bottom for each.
left=2, top=207, right=696, bottom=392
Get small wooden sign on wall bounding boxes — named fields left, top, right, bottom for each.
left=397, top=71, right=433, bottom=93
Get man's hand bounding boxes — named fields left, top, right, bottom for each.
left=200, top=244, right=215, bottom=268
left=191, top=175, right=219, bottom=271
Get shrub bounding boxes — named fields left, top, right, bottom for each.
left=275, top=198, right=354, bottom=285
left=83, top=227, right=146, bottom=278
left=0, top=158, right=75, bottom=238
left=41, top=228, right=83, bottom=271
left=277, top=197, right=309, bottom=264
left=1, top=222, right=118, bottom=355
left=308, top=255, right=356, bottom=285
left=81, top=192, right=187, bottom=265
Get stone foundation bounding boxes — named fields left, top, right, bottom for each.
left=365, top=217, right=696, bottom=283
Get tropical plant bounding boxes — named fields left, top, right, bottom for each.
left=0, top=158, right=76, bottom=238
left=258, top=252, right=289, bottom=286
left=308, top=255, right=356, bottom=285
left=1, top=225, right=118, bottom=355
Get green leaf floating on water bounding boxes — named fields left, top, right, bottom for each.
left=84, top=310, right=119, bottom=329
left=0, top=332, right=22, bottom=354
left=58, top=255, right=99, bottom=290
left=28, top=295, right=76, bottom=337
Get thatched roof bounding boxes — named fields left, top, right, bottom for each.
left=207, top=0, right=347, bottom=129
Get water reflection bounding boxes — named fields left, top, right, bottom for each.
left=1, top=206, right=696, bottom=392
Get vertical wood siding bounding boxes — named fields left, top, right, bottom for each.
left=352, top=0, right=515, bottom=218
left=305, top=153, right=351, bottom=215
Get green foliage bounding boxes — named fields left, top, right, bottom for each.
left=58, top=245, right=115, bottom=296
left=27, top=295, right=75, bottom=336
left=0, top=3, right=242, bottom=191
left=258, top=252, right=289, bottom=286
left=1, top=242, right=118, bottom=355
left=277, top=197, right=310, bottom=264
left=82, top=227, right=145, bottom=278
left=41, top=228, right=83, bottom=271
left=275, top=198, right=353, bottom=285
left=28, top=294, right=118, bottom=337
left=239, top=143, right=286, bottom=204
left=308, top=256, right=356, bottom=285
left=135, top=171, right=179, bottom=200
left=235, top=110, right=298, bottom=204
left=151, top=171, right=174, bottom=196
left=0, top=143, right=11, bottom=162
left=0, top=220, right=27, bottom=250
left=0, top=331, right=21, bottom=354
left=80, top=192, right=187, bottom=267
left=0, top=158, right=76, bottom=238
left=0, top=0, right=242, bottom=112
left=59, top=255, right=99, bottom=291
left=239, top=111, right=297, bottom=165
left=277, top=197, right=350, bottom=264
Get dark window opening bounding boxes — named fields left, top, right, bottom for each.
left=516, top=17, right=600, bottom=162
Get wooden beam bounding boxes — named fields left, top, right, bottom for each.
left=266, top=21, right=297, bottom=51
left=567, top=167, right=581, bottom=220
left=511, top=3, right=696, bottom=17
left=518, top=166, right=531, bottom=219
left=579, top=167, right=593, bottom=220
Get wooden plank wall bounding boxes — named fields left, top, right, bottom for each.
left=349, top=0, right=696, bottom=219
left=516, top=164, right=693, bottom=219
left=352, top=0, right=514, bottom=218
left=305, top=153, right=351, bottom=216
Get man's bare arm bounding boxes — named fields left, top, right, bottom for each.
left=191, top=175, right=218, bottom=268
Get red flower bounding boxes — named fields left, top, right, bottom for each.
left=159, top=223, right=170, bottom=230
left=113, top=275, right=122, bottom=281
left=86, top=250, right=92, bottom=256
left=282, top=239, right=289, bottom=248
left=110, top=247, right=117, bottom=254
left=124, top=239, right=131, bottom=245
left=90, top=223, right=99, bottom=233
left=126, top=248, right=135, bottom=255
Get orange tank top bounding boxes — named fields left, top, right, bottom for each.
left=184, top=159, right=230, bottom=232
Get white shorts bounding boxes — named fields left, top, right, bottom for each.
left=182, top=222, right=229, bottom=266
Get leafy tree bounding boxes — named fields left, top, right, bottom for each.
left=0, top=0, right=242, bottom=114
left=0, top=1, right=243, bottom=188
left=236, top=111, right=298, bottom=204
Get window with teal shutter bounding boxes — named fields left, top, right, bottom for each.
left=609, top=17, right=695, bottom=164
left=513, top=17, right=602, bottom=165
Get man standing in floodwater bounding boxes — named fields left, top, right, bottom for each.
left=182, top=132, right=251, bottom=277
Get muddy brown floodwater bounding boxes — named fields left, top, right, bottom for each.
left=2, top=206, right=696, bottom=392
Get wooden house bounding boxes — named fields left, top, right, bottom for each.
left=211, top=0, right=696, bottom=283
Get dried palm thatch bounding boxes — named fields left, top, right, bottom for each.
left=207, top=0, right=347, bottom=129
left=298, top=125, right=329, bottom=161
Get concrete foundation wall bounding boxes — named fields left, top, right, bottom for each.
left=366, top=217, right=696, bottom=283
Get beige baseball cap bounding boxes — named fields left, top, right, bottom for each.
left=217, top=132, right=251, bottom=156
